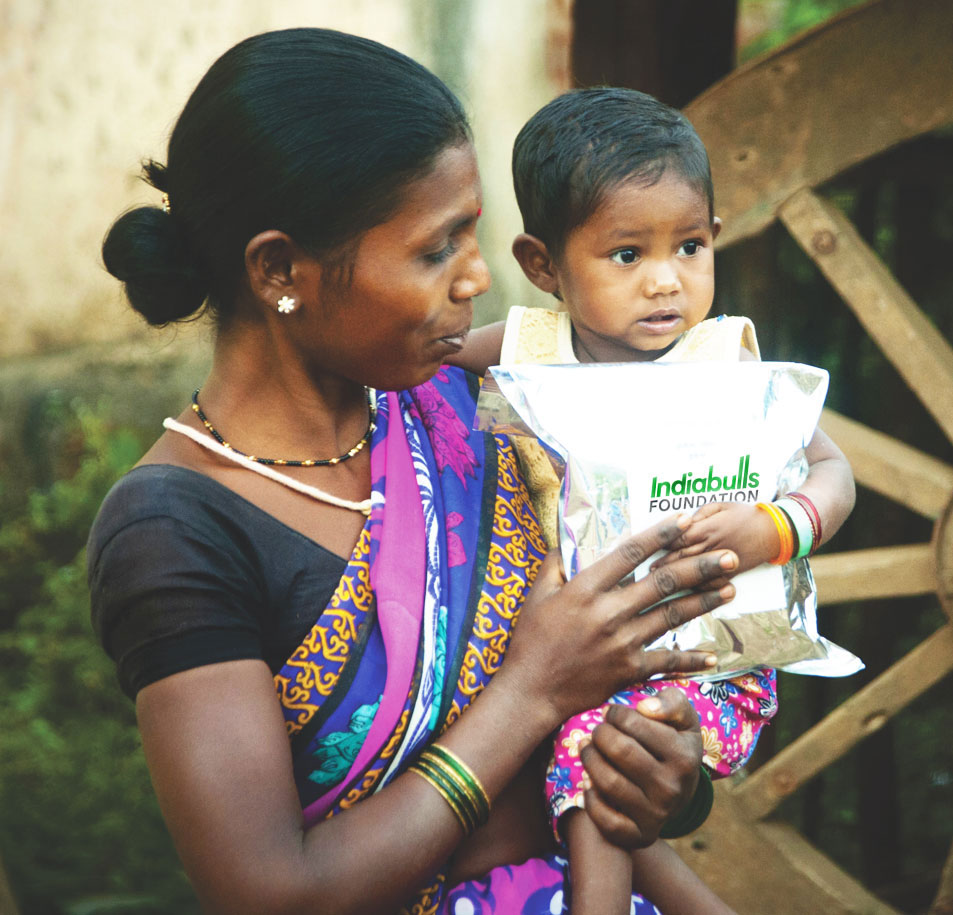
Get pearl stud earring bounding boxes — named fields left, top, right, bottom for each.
left=277, top=296, right=296, bottom=314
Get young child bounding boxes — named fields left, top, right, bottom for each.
left=449, top=88, right=855, bottom=914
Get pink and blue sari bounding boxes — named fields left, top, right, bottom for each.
left=271, top=367, right=664, bottom=914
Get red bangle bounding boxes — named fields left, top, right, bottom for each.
left=787, top=492, right=822, bottom=554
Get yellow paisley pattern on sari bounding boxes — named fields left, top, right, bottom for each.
left=445, top=438, right=544, bottom=725
left=274, top=527, right=373, bottom=735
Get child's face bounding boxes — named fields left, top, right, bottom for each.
left=553, top=172, right=719, bottom=363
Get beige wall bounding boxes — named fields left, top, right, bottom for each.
left=0, top=0, right=565, bottom=361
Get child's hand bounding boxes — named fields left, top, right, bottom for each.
left=652, top=503, right=779, bottom=575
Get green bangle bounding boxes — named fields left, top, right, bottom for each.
left=413, top=757, right=480, bottom=833
left=659, top=767, right=714, bottom=839
left=775, top=497, right=814, bottom=560
left=427, top=743, right=491, bottom=824
left=410, top=760, right=476, bottom=834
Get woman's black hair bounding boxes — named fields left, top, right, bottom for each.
left=102, top=28, right=471, bottom=326
left=512, top=87, right=713, bottom=259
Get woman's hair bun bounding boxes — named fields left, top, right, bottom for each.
left=101, top=203, right=208, bottom=326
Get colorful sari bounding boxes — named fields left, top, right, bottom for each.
left=271, top=367, right=663, bottom=914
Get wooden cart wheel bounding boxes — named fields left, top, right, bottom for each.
left=661, top=2, right=953, bottom=912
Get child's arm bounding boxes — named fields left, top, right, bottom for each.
left=654, top=426, right=855, bottom=572
left=563, top=810, right=633, bottom=915
left=791, top=425, right=856, bottom=547
left=630, top=841, right=737, bottom=915
left=443, top=320, right=506, bottom=375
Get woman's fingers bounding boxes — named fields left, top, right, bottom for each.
left=650, top=540, right=708, bottom=569
left=582, top=782, right=653, bottom=848
left=616, top=556, right=736, bottom=649
left=579, top=738, right=656, bottom=848
left=531, top=549, right=566, bottom=594
left=640, top=549, right=738, bottom=603
left=631, top=587, right=732, bottom=651
left=635, top=686, right=702, bottom=733
left=580, top=699, right=703, bottom=848
left=602, top=702, right=703, bottom=776
left=635, top=648, right=718, bottom=679
left=577, top=514, right=690, bottom=592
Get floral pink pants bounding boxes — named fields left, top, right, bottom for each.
left=545, top=669, right=778, bottom=832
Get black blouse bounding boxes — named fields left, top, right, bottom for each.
left=87, top=465, right=347, bottom=699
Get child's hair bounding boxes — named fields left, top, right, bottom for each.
left=102, top=28, right=470, bottom=327
left=512, top=87, right=713, bottom=258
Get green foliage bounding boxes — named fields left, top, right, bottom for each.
left=0, top=398, right=198, bottom=915
left=739, top=0, right=870, bottom=62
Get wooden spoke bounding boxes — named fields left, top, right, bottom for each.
left=733, top=625, right=953, bottom=821
left=820, top=409, right=953, bottom=520
left=780, top=189, right=953, bottom=445
left=811, top=544, right=936, bottom=606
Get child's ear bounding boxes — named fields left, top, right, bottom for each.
left=712, top=217, right=723, bottom=241
left=512, top=233, right=560, bottom=296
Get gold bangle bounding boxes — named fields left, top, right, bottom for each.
left=427, top=744, right=490, bottom=824
left=414, top=756, right=480, bottom=833
left=409, top=763, right=473, bottom=834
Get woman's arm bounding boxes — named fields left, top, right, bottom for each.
left=137, top=520, right=738, bottom=915
left=443, top=321, right=505, bottom=375
left=138, top=658, right=553, bottom=915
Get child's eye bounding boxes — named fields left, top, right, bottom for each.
left=610, top=248, right=639, bottom=265
left=679, top=240, right=702, bottom=256
left=425, top=240, right=459, bottom=264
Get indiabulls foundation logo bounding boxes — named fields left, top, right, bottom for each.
left=649, top=455, right=761, bottom=512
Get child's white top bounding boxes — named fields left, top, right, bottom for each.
left=498, top=306, right=761, bottom=548
left=499, top=306, right=760, bottom=365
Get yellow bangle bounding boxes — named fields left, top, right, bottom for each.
left=756, top=502, right=795, bottom=564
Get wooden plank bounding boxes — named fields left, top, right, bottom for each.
left=0, top=854, right=19, bottom=915
left=938, top=501, right=953, bottom=622
left=820, top=409, right=953, bottom=520
left=757, top=821, right=899, bottom=915
left=684, top=0, right=953, bottom=246
left=780, top=189, right=953, bottom=444
left=734, top=624, right=953, bottom=820
left=929, top=839, right=953, bottom=915
left=670, top=783, right=900, bottom=914
left=811, top=544, right=936, bottom=606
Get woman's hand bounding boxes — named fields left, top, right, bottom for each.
left=581, top=687, right=703, bottom=848
left=499, top=514, right=738, bottom=730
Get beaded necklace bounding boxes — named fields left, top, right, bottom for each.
left=190, top=388, right=377, bottom=467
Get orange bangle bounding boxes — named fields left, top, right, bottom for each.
left=756, top=502, right=795, bottom=565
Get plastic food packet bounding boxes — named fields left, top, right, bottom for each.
left=474, top=361, right=863, bottom=679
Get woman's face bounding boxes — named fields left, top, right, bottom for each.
left=301, top=143, right=490, bottom=391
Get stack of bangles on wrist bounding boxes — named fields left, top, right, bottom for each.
left=409, top=743, right=491, bottom=836
left=756, top=492, right=823, bottom=565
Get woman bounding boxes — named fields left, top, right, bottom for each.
left=91, top=29, right=739, bottom=914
